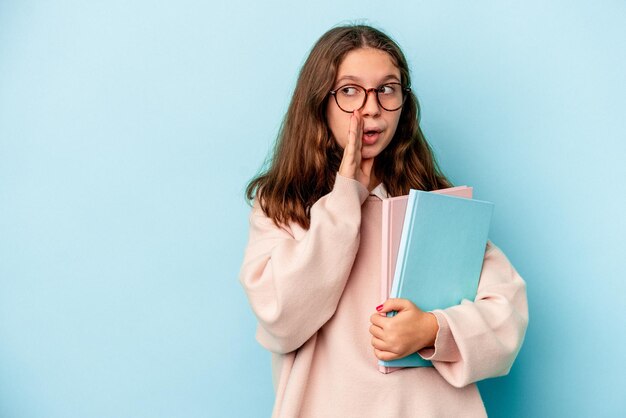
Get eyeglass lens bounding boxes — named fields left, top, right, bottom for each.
left=335, top=83, right=405, bottom=112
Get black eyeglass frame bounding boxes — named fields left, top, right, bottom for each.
left=329, top=82, right=411, bottom=113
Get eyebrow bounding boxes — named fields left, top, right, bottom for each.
left=335, top=74, right=401, bottom=85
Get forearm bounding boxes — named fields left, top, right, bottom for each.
left=418, top=244, right=529, bottom=387
left=240, top=174, right=370, bottom=353
left=422, top=312, right=439, bottom=349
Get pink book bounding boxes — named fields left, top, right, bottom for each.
left=378, top=186, right=473, bottom=374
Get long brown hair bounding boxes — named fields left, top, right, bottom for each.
left=246, top=24, right=452, bottom=229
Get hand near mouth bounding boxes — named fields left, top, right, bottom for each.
left=338, top=110, right=374, bottom=190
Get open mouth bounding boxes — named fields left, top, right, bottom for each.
left=363, top=129, right=382, bottom=144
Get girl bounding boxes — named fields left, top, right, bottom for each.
left=239, top=24, right=528, bottom=418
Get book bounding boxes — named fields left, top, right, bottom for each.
left=379, top=186, right=473, bottom=374
left=378, top=187, right=492, bottom=372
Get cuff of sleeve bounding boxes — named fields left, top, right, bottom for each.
left=334, top=173, right=370, bottom=204
left=417, top=310, right=462, bottom=363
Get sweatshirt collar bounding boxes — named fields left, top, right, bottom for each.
left=369, top=182, right=389, bottom=200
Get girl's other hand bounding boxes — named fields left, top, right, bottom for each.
left=369, top=299, right=439, bottom=362
left=338, top=110, right=374, bottom=189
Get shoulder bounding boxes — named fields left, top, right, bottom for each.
left=485, top=241, right=513, bottom=263
left=249, top=197, right=299, bottom=239
left=482, top=240, right=525, bottom=286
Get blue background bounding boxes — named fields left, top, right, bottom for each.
left=1, top=1, right=624, bottom=417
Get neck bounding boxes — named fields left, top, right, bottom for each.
left=367, top=172, right=380, bottom=192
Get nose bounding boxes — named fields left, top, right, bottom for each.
left=360, top=88, right=381, bottom=117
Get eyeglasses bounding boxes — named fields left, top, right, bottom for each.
left=329, top=82, right=411, bottom=113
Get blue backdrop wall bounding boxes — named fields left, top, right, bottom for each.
left=1, top=1, right=624, bottom=417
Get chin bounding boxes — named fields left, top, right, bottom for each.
left=361, top=145, right=384, bottom=160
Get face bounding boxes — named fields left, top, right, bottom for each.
left=326, top=47, right=403, bottom=160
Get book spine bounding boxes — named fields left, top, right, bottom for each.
left=393, top=190, right=419, bottom=299
left=380, top=200, right=391, bottom=304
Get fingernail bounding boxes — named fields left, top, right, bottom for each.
left=376, top=304, right=383, bottom=311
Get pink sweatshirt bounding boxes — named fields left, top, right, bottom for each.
left=239, top=174, right=528, bottom=417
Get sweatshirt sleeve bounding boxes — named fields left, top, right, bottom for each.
left=238, top=174, right=370, bottom=354
left=417, top=242, right=529, bottom=388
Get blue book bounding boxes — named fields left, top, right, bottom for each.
left=379, top=190, right=493, bottom=369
